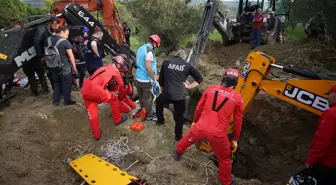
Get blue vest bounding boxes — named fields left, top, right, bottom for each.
left=135, top=43, right=157, bottom=82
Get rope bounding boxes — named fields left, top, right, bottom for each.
left=101, top=136, right=131, bottom=167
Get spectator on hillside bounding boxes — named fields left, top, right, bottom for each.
left=251, top=8, right=264, bottom=49
left=242, top=2, right=255, bottom=24
left=305, top=12, right=327, bottom=37
left=123, top=22, right=131, bottom=47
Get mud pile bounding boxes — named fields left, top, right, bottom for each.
left=194, top=38, right=336, bottom=184
left=0, top=38, right=334, bottom=185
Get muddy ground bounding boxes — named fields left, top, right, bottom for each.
left=0, top=38, right=335, bottom=185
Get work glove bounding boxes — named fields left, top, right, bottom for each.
left=118, top=86, right=127, bottom=101
left=73, top=72, right=80, bottom=79
left=230, top=140, right=238, bottom=153
left=151, top=81, right=161, bottom=97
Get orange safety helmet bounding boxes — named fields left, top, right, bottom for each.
left=112, top=55, right=128, bottom=72
left=148, top=34, right=161, bottom=47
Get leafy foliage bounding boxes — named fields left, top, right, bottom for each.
left=290, top=0, right=336, bottom=40
left=0, top=0, right=47, bottom=29
left=124, top=0, right=203, bottom=53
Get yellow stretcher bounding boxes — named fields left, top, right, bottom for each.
left=70, top=154, right=138, bottom=185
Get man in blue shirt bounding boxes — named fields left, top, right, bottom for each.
left=133, top=34, right=161, bottom=121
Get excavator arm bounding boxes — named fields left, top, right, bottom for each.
left=0, top=3, right=136, bottom=98
left=237, top=52, right=336, bottom=116
left=197, top=51, right=336, bottom=152
left=51, top=0, right=125, bottom=45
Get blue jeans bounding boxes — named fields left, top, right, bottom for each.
left=252, top=28, right=261, bottom=48
left=51, top=70, right=73, bottom=104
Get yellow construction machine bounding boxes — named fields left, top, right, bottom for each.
left=196, top=51, right=336, bottom=152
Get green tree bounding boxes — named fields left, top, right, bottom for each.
left=0, top=0, right=47, bottom=28
left=124, top=0, right=203, bottom=53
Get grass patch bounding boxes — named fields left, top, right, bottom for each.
left=285, top=26, right=306, bottom=40
left=208, top=30, right=222, bottom=42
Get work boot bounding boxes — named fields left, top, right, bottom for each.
left=64, top=101, right=76, bottom=106
left=156, top=121, right=165, bottom=126
left=173, top=151, right=181, bottom=161
left=132, top=108, right=142, bottom=119
left=174, top=135, right=182, bottom=142
left=115, top=115, right=128, bottom=125
left=231, top=174, right=236, bottom=185
left=146, top=114, right=157, bottom=122
left=94, top=129, right=102, bottom=141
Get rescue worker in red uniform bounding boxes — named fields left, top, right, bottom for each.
left=173, top=68, right=244, bottom=185
left=111, top=56, right=137, bottom=113
left=81, top=64, right=128, bottom=140
left=305, top=86, right=336, bottom=185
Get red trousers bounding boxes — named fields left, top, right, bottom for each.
left=83, top=91, right=122, bottom=139
left=120, top=97, right=136, bottom=113
left=176, top=125, right=232, bottom=185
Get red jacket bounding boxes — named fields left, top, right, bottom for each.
left=306, top=105, right=336, bottom=168
left=81, top=65, right=125, bottom=102
left=253, top=14, right=264, bottom=29
left=193, top=85, right=244, bottom=141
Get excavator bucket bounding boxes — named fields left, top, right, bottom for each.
left=70, top=154, right=142, bottom=185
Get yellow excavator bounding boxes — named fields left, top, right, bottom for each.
left=195, top=51, right=336, bottom=152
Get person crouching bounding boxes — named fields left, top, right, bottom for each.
left=81, top=64, right=128, bottom=140
left=111, top=56, right=137, bottom=113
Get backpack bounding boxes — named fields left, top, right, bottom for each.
left=44, top=37, right=66, bottom=69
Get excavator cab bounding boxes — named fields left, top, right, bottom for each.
left=213, top=0, right=291, bottom=45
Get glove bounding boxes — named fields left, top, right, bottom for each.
left=230, top=140, right=238, bottom=153
left=40, top=58, right=45, bottom=64
left=73, top=72, right=80, bottom=79
left=118, top=86, right=127, bottom=101
left=152, top=81, right=161, bottom=97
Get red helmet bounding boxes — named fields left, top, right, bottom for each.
left=221, top=68, right=239, bottom=88
left=112, top=56, right=128, bottom=72
left=149, top=34, right=161, bottom=47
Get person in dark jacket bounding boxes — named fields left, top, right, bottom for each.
left=83, top=30, right=104, bottom=75
left=44, top=26, right=78, bottom=106
left=305, top=12, right=327, bottom=37
left=267, top=12, right=276, bottom=31
left=122, top=22, right=131, bottom=47
left=155, top=50, right=203, bottom=141
left=72, top=36, right=86, bottom=89
left=33, top=16, right=60, bottom=91
left=304, top=86, right=336, bottom=185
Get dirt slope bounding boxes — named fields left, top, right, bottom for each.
left=0, top=38, right=335, bottom=185
left=194, top=38, right=335, bottom=184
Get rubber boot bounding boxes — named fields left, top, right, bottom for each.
left=173, top=151, right=181, bottom=161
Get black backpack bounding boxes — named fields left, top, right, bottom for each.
left=44, top=37, right=65, bottom=69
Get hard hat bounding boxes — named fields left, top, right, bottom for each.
left=149, top=34, right=161, bottom=47
left=112, top=56, right=128, bottom=72
left=221, top=68, right=239, bottom=88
